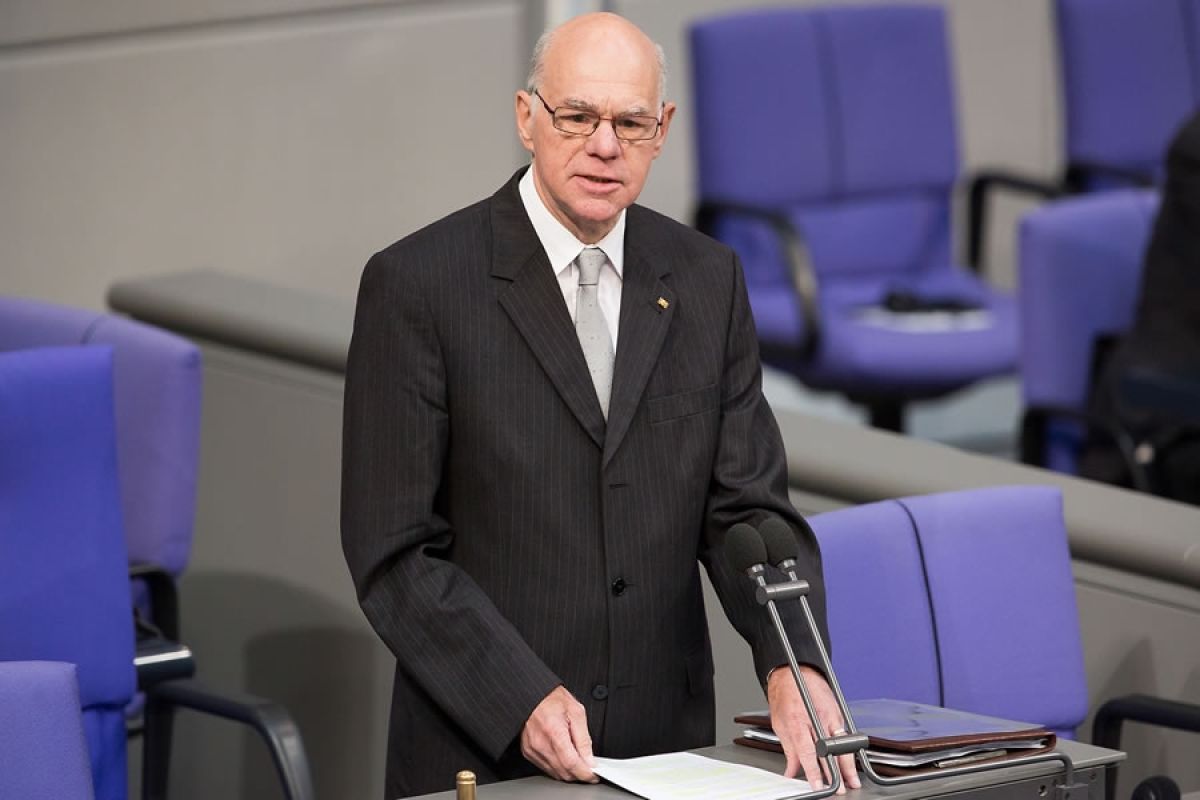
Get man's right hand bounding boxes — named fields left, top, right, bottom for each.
left=520, top=686, right=598, bottom=783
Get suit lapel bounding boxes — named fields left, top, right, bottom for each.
left=491, top=172, right=607, bottom=449
left=603, top=210, right=676, bottom=468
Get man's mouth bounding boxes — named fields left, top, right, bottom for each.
left=578, top=175, right=624, bottom=190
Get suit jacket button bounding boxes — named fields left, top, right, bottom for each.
left=591, top=684, right=609, bottom=701
left=611, top=578, right=627, bottom=596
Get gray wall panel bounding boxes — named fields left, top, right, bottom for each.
left=1, top=1, right=524, bottom=307
left=0, top=0, right=432, bottom=47
left=164, top=342, right=392, bottom=800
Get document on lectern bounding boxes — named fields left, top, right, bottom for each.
left=592, top=752, right=810, bottom=800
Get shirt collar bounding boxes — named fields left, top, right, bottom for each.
left=519, top=166, right=625, bottom=278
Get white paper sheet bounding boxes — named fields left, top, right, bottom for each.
left=591, top=752, right=811, bottom=800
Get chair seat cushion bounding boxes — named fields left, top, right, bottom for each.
left=753, top=270, right=1018, bottom=396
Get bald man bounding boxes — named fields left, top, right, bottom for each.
left=342, top=13, right=856, bottom=797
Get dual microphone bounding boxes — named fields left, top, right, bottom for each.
left=724, top=517, right=808, bottom=586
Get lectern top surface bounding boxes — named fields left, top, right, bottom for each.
left=403, top=740, right=1122, bottom=800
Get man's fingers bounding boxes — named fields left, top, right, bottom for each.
left=520, top=736, right=553, bottom=776
left=837, top=752, right=861, bottom=790
left=821, top=717, right=859, bottom=792
left=782, top=748, right=801, bottom=780
left=521, top=687, right=596, bottom=783
left=797, top=746, right=826, bottom=791
left=547, top=726, right=586, bottom=781
left=525, top=725, right=577, bottom=782
left=779, top=721, right=826, bottom=789
left=567, top=705, right=597, bottom=780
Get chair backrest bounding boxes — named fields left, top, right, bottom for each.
left=0, top=661, right=96, bottom=800
left=809, top=486, right=1089, bottom=738
left=1018, top=190, right=1161, bottom=472
left=691, top=4, right=960, bottom=289
left=0, top=296, right=201, bottom=576
left=0, top=346, right=138, bottom=800
left=1056, top=0, right=1197, bottom=184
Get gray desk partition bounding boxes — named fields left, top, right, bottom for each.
left=408, top=741, right=1120, bottom=800
left=108, top=270, right=1200, bottom=800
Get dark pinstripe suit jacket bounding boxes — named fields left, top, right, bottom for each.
left=341, top=169, right=828, bottom=798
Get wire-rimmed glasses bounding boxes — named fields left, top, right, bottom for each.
left=533, top=90, right=662, bottom=141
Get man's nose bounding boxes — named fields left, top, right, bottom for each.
left=585, top=119, right=622, bottom=158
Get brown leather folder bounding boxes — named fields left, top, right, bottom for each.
left=734, top=699, right=1057, bottom=776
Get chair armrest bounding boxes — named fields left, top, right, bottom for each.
left=966, top=169, right=1065, bottom=272
left=1092, top=694, right=1200, bottom=800
left=1064, top=161, right=1158, bottom=194
left=1019, top=404, right=1154, bottom=492
left=695, top=199, right=821, bottom=360
left=129, top=562, right=180, bottom=641
left=146, top=679, right=314, bottom=800
left=135, top=636, right=195, bottom=689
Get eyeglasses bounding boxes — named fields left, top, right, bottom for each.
left=533, top=90, right=662, bottom=142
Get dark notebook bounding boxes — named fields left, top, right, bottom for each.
left=734, top=699, right=1057, bottom=776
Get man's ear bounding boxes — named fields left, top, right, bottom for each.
left=651, top=101, right=677, bottom=159
left=515, top=91, right=535, bottom=154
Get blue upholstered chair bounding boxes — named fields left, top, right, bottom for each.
left=0, top=661, right=96, bottom=800
left=0, top=346, right=140, bottom=800
left=0, top=295, right=201, bottom=643
left=0, top=344, right=314, bottom=800
left=1016, top=190, right=1161, bottom=476
left=966, top=0, right=1194, bottom=267
left=809, top=486, right=1088, bottom=738
left=807, top=486, right=1200, bottom=798
left=690, top=5, right=1017, bottom=430
left=1055, top=0, right=1195, bottom=191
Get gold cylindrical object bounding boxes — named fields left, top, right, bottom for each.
left=455, top=770, right=477, bottom=800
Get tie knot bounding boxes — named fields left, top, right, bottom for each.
left=577, top=248, right=606, bottom=286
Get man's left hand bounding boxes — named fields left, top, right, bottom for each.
left=767, top=664, right=861, bottom=793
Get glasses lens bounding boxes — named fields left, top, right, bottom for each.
left=613, top=115, right=660, bottom=141
left=553, top=109, right=600, bottom=135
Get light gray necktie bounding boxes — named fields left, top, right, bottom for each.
left=575, top=247, right=614, bottom=420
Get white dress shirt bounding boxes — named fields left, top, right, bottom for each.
left=519, top=167, right=624, bottom=350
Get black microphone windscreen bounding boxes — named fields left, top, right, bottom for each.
left=759, top=517, right=799, bottom=565
left=724, top=522, right=767, bottom=573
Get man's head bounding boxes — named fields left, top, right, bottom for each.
left=515, top=13, right=675, bottom=244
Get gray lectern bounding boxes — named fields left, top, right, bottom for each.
left=408, top=739, right=1122, bottom=800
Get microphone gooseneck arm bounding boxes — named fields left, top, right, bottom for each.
left=725, top=523, right=844, bottom=799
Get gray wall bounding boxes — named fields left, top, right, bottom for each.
left=4, top=0, right=1060, bottom=310
left=2, top=1, right=529, bottom=306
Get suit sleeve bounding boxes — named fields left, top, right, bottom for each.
left=341, top=251, right=561, bottom=760
left=698, top=250, right=832, bottom=685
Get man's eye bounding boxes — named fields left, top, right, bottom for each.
left=617, top=117, right=655, bottom=131
left=561, top=112, right=595, bottom=125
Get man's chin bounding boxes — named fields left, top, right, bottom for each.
left=573, top=196, right=630, bottom=222
left=565, top=204, right=625, bottom=240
